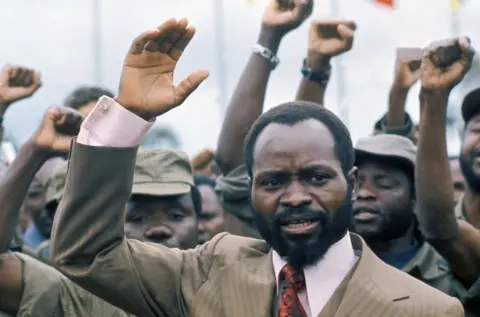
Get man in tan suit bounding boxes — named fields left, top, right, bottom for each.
left=51, top=14, right=464, bottom=317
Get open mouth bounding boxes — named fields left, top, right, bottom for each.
left=281, top=219, right=321, bottom=234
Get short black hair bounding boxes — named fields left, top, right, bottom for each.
left=64, top=86, right=114, bottom=110
left=243, top=101, right=354, bottom=177
left=194, top=174, right=216, bottom=189
left=462, top=87, right=480, bottom=124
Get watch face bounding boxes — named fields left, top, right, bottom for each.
left=141, top=127, right=181, bottom=150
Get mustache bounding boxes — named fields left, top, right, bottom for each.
left=352, top=202, right=382, bottom=215
left=275, top=205, right=329, bottom=224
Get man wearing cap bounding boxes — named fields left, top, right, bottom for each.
left=413, top=39, right=480, bottom=316
left=353, top=134, right=466, bottom=297
left=0, top=106, right=200, bottom=316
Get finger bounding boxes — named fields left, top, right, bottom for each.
left=277, top=0, right=288, bottom=10
left=31, top=71, right=42, bottom=88
left=55, top=109, right=84, bottom=135
left=170, top=26, right=196, bottom=61
left=129, top=29, right=161, bottom=55
left=23, top=70, right=34, bottom=87
left=9, top=67, right=22, bottom=85
left=161, top=18, right=189, bottom=54
left=145, top=18, right=178, bottom=52
left=174, top=69, right=209, bottom=106
left=459, top=36, right=475, bottom=64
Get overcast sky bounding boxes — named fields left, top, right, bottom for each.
left=0, top=0, right=478, bottom=156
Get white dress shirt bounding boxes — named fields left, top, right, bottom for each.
left=272, top=233, right=358, bottom=317
left=78, top=97, right=359, bottom=316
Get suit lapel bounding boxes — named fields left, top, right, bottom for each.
left=219, top=247, right=276, bottom=317
left=332, top=234, right=410, bottom=317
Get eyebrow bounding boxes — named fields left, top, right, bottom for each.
left=256, top=164, right=334, bottom=176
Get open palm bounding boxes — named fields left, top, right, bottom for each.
left=116, top=18, right=209, bottom=121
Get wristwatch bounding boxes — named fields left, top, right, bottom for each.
left=301, top=58, right=332, bottom=85
left=253, top=44, right=280, bottom=70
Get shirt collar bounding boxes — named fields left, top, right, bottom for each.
left=272, top=232, right=358, bottom=316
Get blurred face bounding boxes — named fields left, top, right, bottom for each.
left=353, top=158, right=414, bottom=242
left=251, top=119, right=356, bottom=269
left=77, top=101, right=97, bottom=117
left=197, top=185, right=225, bottom=244
left=22, top=180, right=46, bottom=222
left=125, top=194, right=198, bottom=249
left=460, top=116, right=480, bottom=192
left=449, top=158, right=465, bottom=204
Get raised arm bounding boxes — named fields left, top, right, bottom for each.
left=51, top=18, right=218, bottom=317
left=295, top=19, right=355, bottom=105
left=415, top=37, right=480, bottom=285
left=216, top=0, right=312, bottom=174
left=0, top=106, right=82, bottom=315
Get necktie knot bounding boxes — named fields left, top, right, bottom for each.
left=279, top=264, right=306, bottom=292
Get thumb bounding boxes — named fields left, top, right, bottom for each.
left=51, top=135, right=74, bottom=153
left=174, top=69, right=209, bottom=106
left=459, top=36, right=475, bottom=67
left=337, top=24, right=354, bottom=45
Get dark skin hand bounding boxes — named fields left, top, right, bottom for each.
left=216, top=0, right=313, bottom=174
left=296, top=20, right=355, bottom=105
left=416, top=37, right=479, bottom=286
left=0, top=107, right=83, bottom=315
left=0, top=65, right=42, bottom=116
left=386, top=49, right=422, bottom=130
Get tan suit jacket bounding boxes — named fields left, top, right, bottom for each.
left=51, top=142, right=464, bottom=317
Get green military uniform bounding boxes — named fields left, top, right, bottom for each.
left=215, top=165, right=260, bottom=238
left=354, top=135, right=475, bottom=307
left=372, top=113, right=417, bottom=144
left=450, top=195, right=480, bottom=316
left=8, top=252, right=133, bottom=317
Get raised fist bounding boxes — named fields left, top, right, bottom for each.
left=421, top=37, right=475, bottom=94
left=262, top=0, right=313, bottom=35
left=0, top=65, right=42, bottom=111
left=32, top=107, right=84, bottom=154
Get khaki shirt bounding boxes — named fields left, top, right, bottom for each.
left=13, top=252, right=133, bottom=317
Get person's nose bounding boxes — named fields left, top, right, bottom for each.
left=144, top=224, right=173, bottom=242
left=280, top=180, right=312, bottom=208
left=357, top=182, right=376, bottom=201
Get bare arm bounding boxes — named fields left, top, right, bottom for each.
left=415, top=37, right=479, bottom=285
left=296, top=20, right=355, bottom=105
left=215, top=30, right=281, bottom=173
left=216, top=0, right=313, bottom=174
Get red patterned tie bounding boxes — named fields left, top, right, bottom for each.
left=278, top=264, right=307, bottom=317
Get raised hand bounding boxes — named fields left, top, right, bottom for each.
left=0, top=65, right=42, bottom=112
left=308, top=20, right=356, bottom=57
left=115, top=18, right=209, bottom=121
left=421, top=37, right=475, bottom=95
left=262, top=0, right=314, bottom=35
left=394, top=59, right=421, bottom=90
left=32, top=107, right=83, bottom=154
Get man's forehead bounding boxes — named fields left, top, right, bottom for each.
left=253, top=119, right=334, bottom=155
left=253, top=120, right=339, bottom=172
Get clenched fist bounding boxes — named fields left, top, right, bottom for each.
left=421, top=37, right=475, bottom=95
left=115, top=18, right=209, bottom=121
left=0, top=65, right=42, bottom=113
left=32, top=107, right=83, bottom=155
left=262, top=0, right=313, bottom=35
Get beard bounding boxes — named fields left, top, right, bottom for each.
left=459, top=151, right=480, bottom=192
left=251, top=191, right=352, bottom=270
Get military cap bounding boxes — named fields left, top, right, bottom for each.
left=132, top=149, right=194, bottom=196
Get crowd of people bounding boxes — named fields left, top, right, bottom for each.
left=0, top=0, right=480, bottom=316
